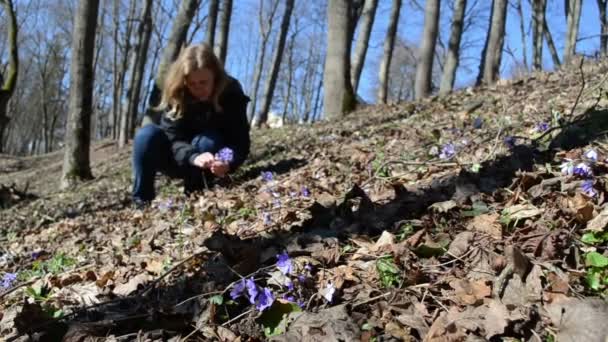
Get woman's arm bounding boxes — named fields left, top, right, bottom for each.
left=160, top=113, right=199, bottom=167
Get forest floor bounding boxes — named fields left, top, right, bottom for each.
left=2, top=59, right=608, bottom=341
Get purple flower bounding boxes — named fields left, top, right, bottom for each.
left=297, top=300, right=305, bottom=308
left=439, top=143, right=456, bottom=160
left=261, top=171, right=273, bottom=182
left=216, top=147, right=234, bottom=164
left=582, top=180, right=597, bottom=197
left=322, top=282, right=335, bottom=302
left=263, top=212, right=272, bottom=225
left=246, top=277, right=258, bottom=304
left=286, top=280, right=294, bottom=291
left=276, top=252, right=293, bottom=275
left=301, top=186, right=311, bottom=198
left=283, top=294, right=296, bottom=302
left=585, top=149, right=598, bottom=162
left=256, top=287, right=275, bottom=311
left=536, top=122, right=549, bottom=132
left=2, top=272, right=17, bottom=289
left=158, top=199, right=174, bottom=211
left=230, top=278, right=246, bottom=300
left=31, top=251, right=41, bottom=260
left=473, top=117, right=483, bottom=129
left=573, top=163, right=593, bottom=178
left=304, top=264, right=313, bottom=272
left=561, top=160, right=574, bottom=176
left=504, top=136, right=516, bottom=149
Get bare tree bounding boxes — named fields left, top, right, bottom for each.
left=532, top=0, right=546, bottom=70
left=597, top=0, right=607, bottom=55
left=255, top=0, right=295, bottom=127
left=248, top=0, right=280, bottom=122
left=543, top=18, right=561, bottom=68
left=515, top=0, right=528, bottom=70
left=215, top=0, right=232, bottom=63
left=118, top=0, right=153, bottom=148
left=477, top=0, right=508, bottom=85
left=323, top=0, right=356, bottom=119
left=377, top=0, right=402, bottom=104
left=414, top=0, right=439, bottom=100
left=0, top=0, right=18, bottom=153
left=61, top=0, right=100, bottom=188
left=564, top=0, right=581, bottom=64
left=350, top=0, right=378, bottom=93
left=206, top=0, right=219, bottom=47
left=439, top=0, right=466, bottom=95
left=148, top=0, right=201, bottom=111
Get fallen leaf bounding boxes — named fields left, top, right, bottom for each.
left=586, top=205, right=608, bottom=232
left=467, top=213, right=502, bottom=239
left=144, top=259, right=165, bottom=275
left=569, top=193, right=594, bottom=223
left=545, top=298, right=608, bottom=342
left=423, top=311, right=466, bottom=342
left=112, top=273, right=151, bottom=296
left=484, top=300, right=524, bottom=339
left=371, top=231, right=395, bottom=252
left=447, top=231, right=475, bottom=258
left=503, top=204, right=543, bottom=220
left=449, top=279, right=491, bottom=305
left=429, top=200, right=457, bottom=213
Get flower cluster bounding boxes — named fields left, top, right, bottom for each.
left=561, top=149, right=599, bottom=197
left=2, top=272, right=17, bottom=289
left=216, top=147, right=234, bottom=164
left=536, top=122, right=550, bottom=133
left=230, top=277, right=275, bottom=311
left=439, top=143, right=456, bottom=160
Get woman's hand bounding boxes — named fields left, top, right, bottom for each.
left=193, top=152, right=215, bottom=169
left=210, top=160, right=230, bottom=177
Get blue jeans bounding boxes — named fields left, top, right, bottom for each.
left=132, top=124, right=223, bottom=202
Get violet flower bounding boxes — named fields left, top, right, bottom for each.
left=2, top=273, right=17, bottom=289
left=301, top=186, right=311, bottom=197
left=261, top=171, right=273, bottom=182
left=276, top=252, right=293, bottom=275
left=581, top=180, right=597, bottom=197
left=504, top=136, right=516, bottom=149
left=230, top=278, right=246, bottom=300
left=246, top=277, right=258, bottom=304
left=561, top=160, right=574, bottom=176
left=439, top=143, right=456, bottom=160
left=573, top=163, right=593, bottom=178
left=256, top=287, right=274, bottom=311
left=216, top=147, right=234, bottom=164
left=585, top=149, right=598, bottom=162
left=536, top=122, right=549, bottom=132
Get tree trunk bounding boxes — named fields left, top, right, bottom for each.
left=439, top=0, right=466, bottom=95
left=532, top=0, right=546, bottom=71
left=248, top=0, right=280, bottom=122
left=61, top=0, right=100, bottom=189
left=215, top=0, right=232, bottom=63
left=206, top=0, right=219, bottom=47
left=111, top=0, right=120, bottom=139
left=477, top=0, right=507, bottom=85
left=323, top=0, right=356, bottom=119
left=350, top=0, right=378, bottom=93
left=255, top=0, right=294, bottom=127
left=543, top=18, right=561, bottom=68
left=515, top=0, right=528, bottom=70
left=414, top=0, right=439, bottom=100
left=118, top=0, right=153, bottom=148
left=114, top=0, right=137, bottom=139
left=564, top=0, right=581, bottom=64
left=149, top=0, right=201, bottom=110
left=598, top=0, right=608, bottom=55
left=377, top=0, right=402, bottom=104
left=0, top=0, right=18, bottom=154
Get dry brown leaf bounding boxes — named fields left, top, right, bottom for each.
left=545, top=298, right=608, bottom=342
left=448, top=231, right=475, bottom=258
left=484, top=300, right=525, bottom=339
left=449, top=279, right=491, bottom=305
left=467, top=213, right=502, bottom=239
left=569, top=193, right=594, bottom=223
left=144, top=259, right=165, bottom=275
left=112, top=273, right=151, bottom=296
left=423, top=312, right=467, bottom=342
left=586, top=204, right=608, bottom=232
left=504, top=204, right=543, bottom=220
left=371, top=231, right=395, bottom=252
left=429, top=200, right=457, bottom=213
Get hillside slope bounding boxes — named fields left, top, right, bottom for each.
left=2, top=59, right=608, bottom=340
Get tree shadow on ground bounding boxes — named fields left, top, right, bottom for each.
left=20, top=107, right=608, bottom=340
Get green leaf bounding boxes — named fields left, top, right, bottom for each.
left=413, top=244, right=446, bottom=258
left=376, top=258, right=400, bottom=275
left=362, top=322, right=374, bottom=331
left=259, top=301, right=302, bottom=337
left=471, top=163, right=481, bottom=173
left=586, top=270, right=602, bottom=290
left=461, top=201, right=489, bottom=217
left=585, top=252, right=608, bottom=268
left=209, top=294, right=224, bottom=305
left=582, top=233, right=603, bottom=244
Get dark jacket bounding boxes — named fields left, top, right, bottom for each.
left=160, top=76, right=251, bottom=171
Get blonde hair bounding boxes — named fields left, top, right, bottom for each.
left=159, top=44, right=229, bottom=119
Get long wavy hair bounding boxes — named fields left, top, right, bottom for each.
left=159, top=44, right=229, bottom=119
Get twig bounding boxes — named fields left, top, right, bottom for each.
left=222, top=308, right=253, bottom=327
left=567, top=58, right=586, bottom=119
left=352, top=292, right=392, bottom=308
left=141, top=248, right=210, bottom=296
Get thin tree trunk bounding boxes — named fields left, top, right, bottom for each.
left=248, top=0, right=280, bottom=122
left=255, top=0, right=294, bottom=127
left=323, top=0, right=356, bottom=118
left=149, top=0, right=201, bottom=110
left=532, top=0, right=546, bottom=71
left=477, top=0, right=508, bottom=85
left=0, top=0, right=18, bottom=153
left=377, top=0, right=401, bottom=104
left=215, top=0, right=232, bottom=63
left=114, top=0, right=137, bottom=139
left=206, top=0, right=219, bottom=47
left=598, top=0, right=608, bottom=55
left=61, top=0, right=100, bottom=188
left=564, top=0, right=581, bottom=64
left=414, top=0, right=439, bottom=100
left=119, top=0, right=153, bottom=148
left=350, top=0, right=378, bottom=93
left=543, top=18, right=561, bottom=68
left=439, top=0, right=466, bottom=95
left=515, top=0, right=528, bottom=70
left=111, top=0, right=120, bottom=139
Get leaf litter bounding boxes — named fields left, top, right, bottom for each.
left=2, top=61, right=608, bottom=340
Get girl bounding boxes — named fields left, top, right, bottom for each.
left=132, top=44, right=250, bottom=205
